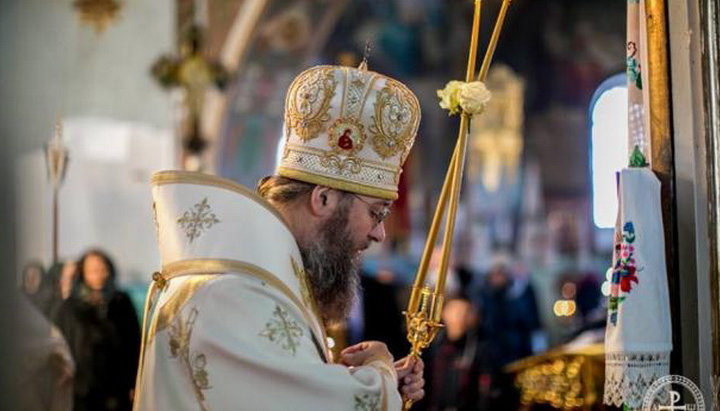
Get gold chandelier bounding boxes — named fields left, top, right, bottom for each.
left=73, top=0, right=122, bottom=34
left=468, top=64, right=525, bottom=192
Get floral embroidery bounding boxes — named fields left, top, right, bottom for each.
left=177, top=197, right=220, bottom=243
left=370, top=82, right=419, bottom=160
left=345, top=69, right=372, bottom=118
left=319, top=152, right=363, bottom=174
left=285, top=66, right=338, bottom=141
left=609, top=222, right=643, bottom=326
left=259, top=304, right=304, bottom=356
left=354, top=393, right=380, bottom=411
left=626, top=42, right=642, bottom=90
left=168, top=307, right=211, bottom=411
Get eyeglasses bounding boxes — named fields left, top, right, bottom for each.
left=351, top=194, right=392, bottom=226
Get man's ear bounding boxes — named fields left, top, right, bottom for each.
left=308, top=186, right=340, bottom=218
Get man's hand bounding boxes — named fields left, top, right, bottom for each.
left=340, top=341, right=393, bottom=367
left=395, top=356, right=425, bottom=402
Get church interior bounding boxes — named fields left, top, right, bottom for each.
left=1, top=0, right=718, bottom=409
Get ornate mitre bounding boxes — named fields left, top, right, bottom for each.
left=277, top=64, right=421, bottom=200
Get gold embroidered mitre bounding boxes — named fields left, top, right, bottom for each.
left=278, top=64, right=421, bottom=200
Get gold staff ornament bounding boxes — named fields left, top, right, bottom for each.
left=45, top=120, right=70, bottom=264
left=402, top=0, right=513, bottom=409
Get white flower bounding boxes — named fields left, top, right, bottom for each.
left=458, top=81, right=492, bottom=116
left=437, top=80, right=492, bottom=116
left=437, top=80, right=464, bottom=115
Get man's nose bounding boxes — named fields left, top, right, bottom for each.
left=369, top=221, right=386, bottom=243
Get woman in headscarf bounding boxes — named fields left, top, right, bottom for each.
left=53, top=249, right=141, bottom=411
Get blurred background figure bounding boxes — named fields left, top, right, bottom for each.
left=480, top=257, right=541, bottom=366
left=16, top=289, right=75, bottom=411
left=565, top=271, right=606, bottom=348
left=21, top=260, right=54, bottom=318
left=426, top=245, right=462, bottom=298
left=479, top=256, right=541, bottom=408
left=508, top=260, right=546, bottom=354
left=38, top=260, right=79, bottom=324
left=59, top=260, right=78, bottom=301
left=421, top=294, right=496, bottom=411
left=356, top=267, right=409, bottom=358
left=53, top=249, right=140, bottom=411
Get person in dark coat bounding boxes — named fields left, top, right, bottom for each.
left=53, top=249, right=141, bottom=411
left=480, top=263, right=540, bottom=367
left=479, top=262, right=541, bottom=409
left=358, top=270, right=410, bottom=359
left=421, top=295, right=497, bottom=411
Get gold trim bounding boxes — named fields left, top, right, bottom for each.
left=151, top=170, right=291, bottom=230
left=327, top=117, right=368, bottom=158
left=646, top=0, right=681, bottom=373
left=370, top=81, right=419, bottom=160
left=278, top=166, right=398, bottom=200
left=134, top=279, right=158, bottom=404
left=358, top=74, right=381, bottom=119
left=285, top=66, right=338, bottom=141
left=303, top=65, right=411, bottom=92
left=148, top=274, right=216, bottom=342
left=340, top=67, right=349, bottom=118
left=167, top=306, right=211, bottom=411
left=366, top=361, right=395, bottom=411
left=161, top=258, right=329, bottom=361
left=646, top=0, right=673, bottom=172
left=290, top=256, right=323, bottom=322
left=288, top=144, right=398, bottom=170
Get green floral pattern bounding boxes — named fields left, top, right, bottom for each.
left=626, top=42, right=643, bottom=90
left=354, top=393, right=380, bottom=411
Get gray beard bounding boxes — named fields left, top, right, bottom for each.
left=298, top=201, right=360, bottom=324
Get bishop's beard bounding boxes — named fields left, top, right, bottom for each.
left=298, top=200, right=360, bottom=325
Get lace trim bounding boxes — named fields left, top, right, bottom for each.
left=603, top=351, right=670, bottom=409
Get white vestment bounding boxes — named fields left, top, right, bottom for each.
left=134, top=171, right=400, bottom=411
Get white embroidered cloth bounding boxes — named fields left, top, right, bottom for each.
left=603, top=167, right=672, bottom=409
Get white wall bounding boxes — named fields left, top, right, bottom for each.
left=0, top=0, right=175, bottom=154
left=17, top=118, right=176, bottom=285
left=0, top=0, right=177, bottom=283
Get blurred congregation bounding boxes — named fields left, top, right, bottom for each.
left=345, top=244, right=604, bottom=410
left=19, top=250, right=140, bottom=410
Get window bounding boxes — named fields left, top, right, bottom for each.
left=589, top=73, right=627, bottom=229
